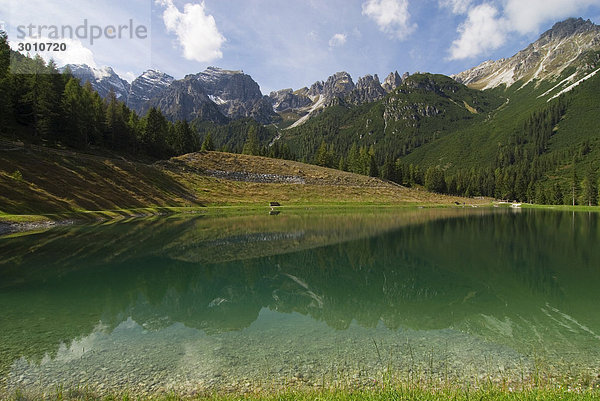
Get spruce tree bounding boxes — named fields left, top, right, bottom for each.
left=314, top=140, right=328, bottom=167
left=571, top=160, right=579, bottom=206
left=143, top=107, right=170, bottom=158
left=62, top=78, right=86, bottom=148
left=201, top=132, right=214, bottom=151
left=242, top=126, right=260, bottom=156
left=582, top=166, right=598, bottom=206
left=0, top=31, right=12, bottom=135
left=347, top=143, right=359, bottom=173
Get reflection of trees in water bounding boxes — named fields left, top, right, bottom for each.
left=1, top=210, right=600, bottom=377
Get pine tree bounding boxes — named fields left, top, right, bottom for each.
left=143, top=107, right=170, bottom=158
left=105, top=90, right=126, bottom=149
left=0, top=30, right=13, bottom=135
left=552, top=183, right=564, bottom=205
left=201, top=132, right=214, bottom=151
left=168, top=120, right=197, bottom=155
left=347, top=143, right=359, bottom=173
left=62, top=78, right=86, bottom=148
left=242, top=126, right=260, bottom=156
left=89, top=88, right=106, bottom=146
left=314, top=140, right=329, bottom=167
left=571, top=159, right=579, bottom=206
left=368, top=155, right=379, bottom=177
left=424, top=167, right=446, bottom=193
left=582, top=166, right=598, bottom=206
left=0, top=30, right=9, bottom=78
left=381, top=156, right=396, bottom=181
left=28, top=56, right=60, bottom=142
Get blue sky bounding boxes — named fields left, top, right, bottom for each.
left=3, top=0, right=600, bottom=94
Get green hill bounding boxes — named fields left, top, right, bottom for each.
left=0, top=142, right=482, bottom=229
left=280, top=73, right=505, bottom=163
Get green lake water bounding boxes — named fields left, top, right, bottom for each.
left=1, top=208, right=600, bottom=395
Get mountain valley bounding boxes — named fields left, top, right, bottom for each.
left=3, top=17, right=600, bottom=206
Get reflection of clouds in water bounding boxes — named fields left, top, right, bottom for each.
left=38, top=320, right=129, bottom=366
left=480, top=314, right=514, bottom=338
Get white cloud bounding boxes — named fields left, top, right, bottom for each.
left=328, top=33, right=347, bottom=48
left=362, top=0, right=416, bottom=40
left=157, top=0, right=225, bottom=63
left=504, top=0, right=600, bottom=34
left=439, top=0, right=472, bottom=15
left=449, top=3, right=508, bottom=60
left=448, top=0, right=600, bottom=60
left=10, top=37, right=98, bottom=67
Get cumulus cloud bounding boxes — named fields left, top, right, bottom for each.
left=157, top=0, right=225, bottom=63
left=449, top=4, right=508, bottom=60
left=448, top=0, right=600, bottom=60
left=504, top=0, right=600, bottom=34
left=328, top=33, right=347, bottom=48
left=362, top=0, right=416, bottom=40
left=439, top=0, right=472, bottom=15
left=10, top=37, right=98, bottom=68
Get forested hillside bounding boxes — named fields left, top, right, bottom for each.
left=0, top=32, right=197, bottom=161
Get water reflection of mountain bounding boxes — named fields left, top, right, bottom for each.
left=1, top=209, right=600, bottom=377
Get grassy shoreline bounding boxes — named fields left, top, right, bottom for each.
left=0, top=201, right=485, bottom=235
left=6, top=383, right=600, bottom=401
left=2, top=200, right=600, bottom=234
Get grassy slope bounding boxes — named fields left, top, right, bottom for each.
left=402, top=69, right=600, bottom=180
left=0, top=143, right=193, bottom=216
left=401, top=78, right=555, bottom=169
left=546, top=70, right=600, bottom=179
left=0, top=142, right=484, bottom=222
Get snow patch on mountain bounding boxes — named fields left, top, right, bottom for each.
left=288, top=95, right=326, bottom=129
left=547, top=67, right=600, bottom=101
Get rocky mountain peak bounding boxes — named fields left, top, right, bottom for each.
left=144, top=66, right=276, bottom=124
left=356, top=74, right=381, bottom=87
left=453, top=17, right=600, bottom=90
left=127, top=70, right=174, bottom=113
left=139, top=69, right=174, bottom=81
left=268, top=88, right=312, bottom=112
left=349, top=74, right=386, bottom=104
left=305, top=71, right=355, bottom=102
left=322, top=71, right=355, bottom=98
left=196, top=66, right=244, bottom=82
left=308, top=81, right=324, bottom=98
left=541, top=18, right=599, bottom=42
left=383, top=71, right=402, bottom=92
left=193, top=67, right=262, bottom=100
left=61, top=64, right=130, bottom=100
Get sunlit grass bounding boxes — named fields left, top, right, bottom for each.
left=0, top=143, right=488, bottom=226
left=7, top=385, right=600, bottom=401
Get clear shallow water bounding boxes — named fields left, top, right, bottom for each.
left=1, top=208, right=600, bottom=395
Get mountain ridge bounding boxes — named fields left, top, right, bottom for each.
left=453, top=18, right=600, bottom=91
left=61, top=17, right=600, bottom=127
left=63, top=63, right=411, bottom=127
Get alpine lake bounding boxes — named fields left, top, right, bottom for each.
left=1, top=207, right=600, bottom=397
